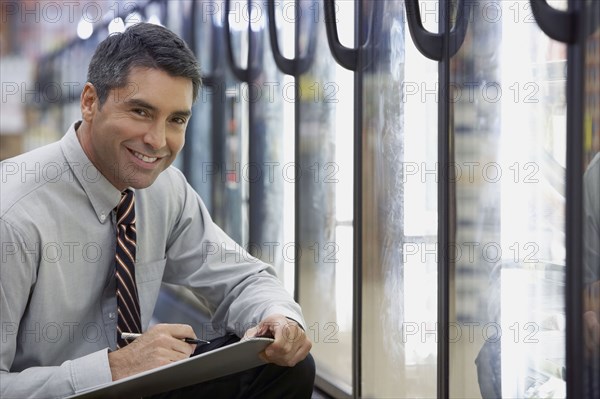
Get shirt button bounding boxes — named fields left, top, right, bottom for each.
left=100, top=212, right=106, bottom=222
left=108, top=312, right=116, bottom=319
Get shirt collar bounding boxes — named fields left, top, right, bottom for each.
left=59, top=121, right=123, bottom=224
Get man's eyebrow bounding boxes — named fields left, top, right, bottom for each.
left=124, top=98, right=157, bottom=111
left=172, top=109, right=192, bottom=118
left=124, top=98, right=191, bottom=117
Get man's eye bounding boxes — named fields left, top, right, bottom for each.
left=133, top=109, right=148, bottom=116
left=172, top=117, right=186, bottom=125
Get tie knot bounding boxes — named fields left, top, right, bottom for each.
left=117, top=189, right=135, bottom=225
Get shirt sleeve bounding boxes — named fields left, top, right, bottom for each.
left=0, top=218, right=113, bottom=398
left=161, top=169, right=306, bottom=335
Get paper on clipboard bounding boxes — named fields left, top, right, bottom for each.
left=69, top=337, right=274, bottom=398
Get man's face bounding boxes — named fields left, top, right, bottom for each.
left=79, top=67, right=193, bottom=191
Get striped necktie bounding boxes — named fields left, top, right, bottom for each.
left=115, top=189, right=141, bottom=348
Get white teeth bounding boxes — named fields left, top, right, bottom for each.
left=132, top=150, right=158, bottom=163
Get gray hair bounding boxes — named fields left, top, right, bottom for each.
left=87, top=22, right=201, bottom=105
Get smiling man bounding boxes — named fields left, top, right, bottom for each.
left=77, top=67, right=191, bottom=191
left=0, top=23, right=314, bottom=398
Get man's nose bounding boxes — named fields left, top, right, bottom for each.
left=143, top=122, right=167, bottom=149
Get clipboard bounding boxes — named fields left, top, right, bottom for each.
left=69, top=337, right=274, bottom=398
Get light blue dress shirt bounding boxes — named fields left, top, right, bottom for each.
left=0, top=121, right=304, bottom=398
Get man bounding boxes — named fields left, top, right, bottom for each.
left=0, top=22, right=314, bottom=398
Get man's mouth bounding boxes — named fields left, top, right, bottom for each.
left=130, top=149, right=158, bottom=163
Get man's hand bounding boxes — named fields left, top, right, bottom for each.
left=583, top=310, right=600, bottom=358
left=108, top=324, right=197, bottom=381
left=583, top=281, right=600, bottom=358
left=243, top=314, right=312, bottom=367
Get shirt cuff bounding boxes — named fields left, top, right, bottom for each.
left=69, top=348, right=113, bottom=393
left=265, top=306, right=306, bottom=330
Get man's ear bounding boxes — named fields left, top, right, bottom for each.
left=81, top=83, right=99, bottom=122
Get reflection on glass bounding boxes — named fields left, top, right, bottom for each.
left=583, top=153, right=599, bottom=398
left=190, top=0, right=224, bottom=214
left=246, top=1, right=291, bottom=292
left=222, top=90, right=248, bottom=246
left=361, top=0, right=438, bottom=397
left=297, top=0, right=353, bottom=392
left=582, top=1, right=599, bottom=397
left=194, top=0, right=215, bottom=73
left=167, top=0, right=185, bottom=38
left=27, top=30, right=102, bottom=152
left=450, top=1, right=568, bottom=398
left=197, top=0, right=249, bottom=246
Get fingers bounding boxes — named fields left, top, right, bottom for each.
left=242, top=325, right=261, bottom=342
left=109, top=323, right=198, bottom=380
left=250, top=315, right=312, bottom=367
left=143, top=323, right=197, bottom=355
left=267, top=329, right=312, bottom=367
left=583, top=311, right=600, bottom=357
left=164, top=323, right=197, bottom=341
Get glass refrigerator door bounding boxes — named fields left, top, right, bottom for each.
left=206, top=0, right=249, bottom=246
left=449, top=1, right=568, bottom=398
left=166, top=0, right=193, bottom=173
left=581, top=1, right=600, bottom=398
left=296, top=0, right=354, bottom=393
left=245, top=1, right=291, bottom=291
left=190, top=0, right=219, bottom=212
left=361, top=0, right=438, bottom=397
left=29, top=56, right=62, bottom=151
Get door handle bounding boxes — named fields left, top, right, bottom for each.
left=223, top=0, right=262, bottom=81
left=405, top=0, right=470, bottom=61
left=530, top=0, right=577, bottom=43
left=266, top=0, right=316, bottom=76
left=323, top=0, right=383, bottom=70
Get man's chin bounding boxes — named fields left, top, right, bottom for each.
left=126, top=176, right=160, bottom=190
left=120, top=170, right=163, bottom=190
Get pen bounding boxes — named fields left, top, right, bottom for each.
left=121, top=332, right=210, bottom=345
